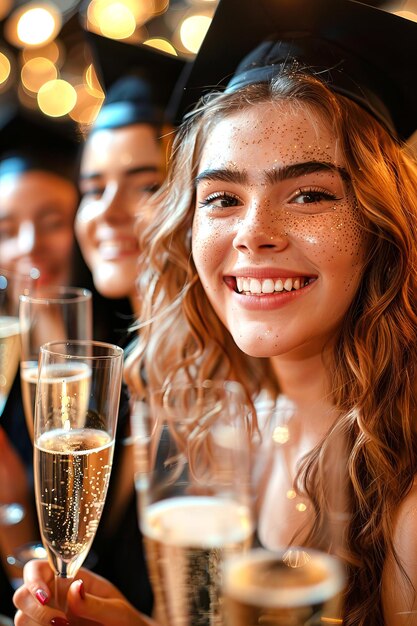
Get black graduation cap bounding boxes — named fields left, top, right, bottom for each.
left=178, top=0, right=417, bottom=141
left=0, top=100, right=81, bottom=180
left=84, top=30, right=191, bottom=130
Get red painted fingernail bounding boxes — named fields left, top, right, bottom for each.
left=76, top=579, right=85, bottom=600
left=50, top=618, right=70, bottom=626
left=35, top=588, right=49, bottom=605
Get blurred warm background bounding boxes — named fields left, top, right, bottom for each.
left=0, top=0, right=416, bottom=149
left=0, top=0, right=221, bottom=126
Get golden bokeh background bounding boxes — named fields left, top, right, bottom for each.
left=0, top=0, right=416, bottom=150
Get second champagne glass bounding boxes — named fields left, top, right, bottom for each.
left=34, top=339, right=124, bottom=609
left=19, top=286, right=92, bottom=441
left=133, top=380, right=255, bottom=626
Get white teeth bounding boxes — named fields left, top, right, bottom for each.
left=236, top=276, right=308, bottom=295
left=249, top=278, right=262, bottom=294
left=284, top=278, right=293, bottom=292
left=261, top=279, right=275, bottom=294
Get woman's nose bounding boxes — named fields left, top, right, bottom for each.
left=233, top=202, right=289, bottom=254
left=99, top=183, right=127, bottom=222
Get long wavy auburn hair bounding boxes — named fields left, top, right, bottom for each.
left=125, top=71, right=417, bottom=625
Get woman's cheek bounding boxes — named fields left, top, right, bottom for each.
left=192, top=215, right=228, bottom=266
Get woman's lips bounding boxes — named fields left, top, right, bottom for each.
left=98, top=239, right=139, bottom=261
left=224, top=275, right=317, bottom=310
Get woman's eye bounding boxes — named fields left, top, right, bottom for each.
left=199, top=192, right=241, bottom=209
left=291, top=189, right=339, bottom=204
left=141, top=183, right=160, bottom=194
left=80, top=189, right=102, bottom=201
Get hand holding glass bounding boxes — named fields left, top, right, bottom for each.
left=34, top=339, right=123, bottom=609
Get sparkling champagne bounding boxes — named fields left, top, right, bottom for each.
left=142, top=496, right=254, bottom=626
left=35, top=428, right=114, bottom=578
left=222, top=548, right=345, bottom=626
left=22, top=361, right=91, bottom=439
left=0, top=316, right=20, bottom=415
left=20, top=360, right=38, bottom=439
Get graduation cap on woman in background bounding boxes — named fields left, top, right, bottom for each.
left=0, top=100, right=81, bottom=180
left=83, top=29, right=191, bottom=132
left=178, top=0, right=417, bottom=142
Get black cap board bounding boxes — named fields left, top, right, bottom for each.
left=0, top=100, right=81, bottom=180
left=84, top=30, right=191, bottom=130
left=178, top=0, right=417, bottom=140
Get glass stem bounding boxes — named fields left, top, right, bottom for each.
left=54, top=568, right=73, bottom=612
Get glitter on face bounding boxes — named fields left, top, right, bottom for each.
left=192, top=101, right=367, bottom=361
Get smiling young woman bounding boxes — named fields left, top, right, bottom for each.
left=12, top=1, right=417, bottom=625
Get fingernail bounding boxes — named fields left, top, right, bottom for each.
left=35, top=588, right=49, bottom=605
left=50, top=619, right=70, bottom=626
left=76, top=578, right=85, bottom=600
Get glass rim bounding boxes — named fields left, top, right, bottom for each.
left=152, top=379, right=245, bottom=396
left=222, top=547, right=345, bottom=606
left=40, top=339, right=123, bottom=360
left=19, top=286, right=92, bottom=304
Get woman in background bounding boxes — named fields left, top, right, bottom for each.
left=0, top=105, right=81, bottom=616
left=68, top=31, right=190, bottom=617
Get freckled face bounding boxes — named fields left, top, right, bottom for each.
left=76, top=124, right=164, bottom=300
left=192, top=102, right=367, bottom=360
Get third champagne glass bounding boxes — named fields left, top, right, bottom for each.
left=0, top=267, right=37, bottom=525
left=34, top=339, right=123, bottom=609
left=221, top=396, right=348, bottom=626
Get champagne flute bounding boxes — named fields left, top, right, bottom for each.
left=221, top=396, right=348, bottom=626
left=132, top=380, right=255, bottom=626
left=0, top=267, right=38, bottom=525
left=19, top=286, right=93, bottom=441
left=10, top=287, right=92, bottom=566
left=34, top=339, right=124, bottom=610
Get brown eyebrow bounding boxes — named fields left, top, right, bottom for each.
left=80, top=165, right=159, bottom=182
left=195, top=161, right=350, bottom=187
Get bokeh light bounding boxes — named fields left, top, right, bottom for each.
left=37, top=79, right=77, bottom=117
left=179, top=14, right=212, bottom=54
left=17, top=6, right=61, bottom=46
left=0, top=0, right=12, bottom=21
left=0, top=51, right=11, bottom=88
left=22, top=41, right=61, bottom=65
left=69, top=83, right=104, bottom=125
left=84, top=63, right=104, bottom=96
left=21, top=57, right=57, bottom=93
left=143, top=38, right=177, bottom=55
